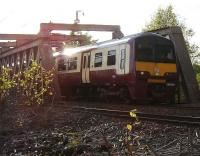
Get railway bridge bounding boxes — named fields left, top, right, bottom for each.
left=0, top=23, right=199, bottom=103
left=0, top=23, right=123, bottom=99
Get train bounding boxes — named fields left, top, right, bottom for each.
left=55, top=32, right=178, bottom=103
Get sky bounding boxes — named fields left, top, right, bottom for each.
left=0, top=0, right=200, bottom=46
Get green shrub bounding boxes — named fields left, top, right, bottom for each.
left=0, top=61, right=54, bottom=106
left=19, top=61, right=54, bottom=106
left=0, top=68, right=17, bottom=103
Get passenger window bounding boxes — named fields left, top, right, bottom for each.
left=107, top=50, right=116, bottom=66
left=58, top=59, right=66, bottom=71
left=67, top=57, right=77, bottom=70
left=94, top=52, right=102, bottom=67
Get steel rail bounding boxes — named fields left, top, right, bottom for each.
left=72, top=106, right=200, bottom=126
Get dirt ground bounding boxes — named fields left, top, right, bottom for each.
left=0, top=101, right=200, bottom=156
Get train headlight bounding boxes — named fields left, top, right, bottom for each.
left=166, top=83, right=176, bottom=86
left=155, top=72, right=160, bottom=76
left=164, top=72, right=177, bottom=79
left=136, top=71, right=150, bottom=79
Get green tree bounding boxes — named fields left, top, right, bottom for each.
left=193, top=63, right=200, bottom=88
left=143, top=5, right=199, bottom=62
left=193, top=63, right=200, bottom=74
left=65, top=32, right=98, bottom=47
left=197, top=73, right=200, bottom=89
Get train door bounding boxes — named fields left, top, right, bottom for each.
left=117, top=44, right=130, bottom=75
left=82, top=52, right=90, bottom=83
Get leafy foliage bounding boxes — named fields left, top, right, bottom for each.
left=18, top=61, right=54, bottom=106
left=0, top=68, right=17, bottom=103
left=0, top=61, right=54, bottom=106
left=144, top=5, right=179, bottom=31
left=65, top=32, right=98, bottom=47
left=193, top=63, right=200, bottom=88
left=193, top=63, right=200, bottom=74
left=122, top=109, right=141, bottom=155
left=78, top=32, right=98, bottom=45
left=143, top=5, right=199, bottom=62
left=196, top=73, right=200, bottom=89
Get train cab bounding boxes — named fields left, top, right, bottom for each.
left=133, top=34, right=178, bottom=102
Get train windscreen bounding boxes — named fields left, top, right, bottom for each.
left=135, top=44, right=154, bottom=62
left=135, top=39, right=176, bottom=63
left=154, top=45, right=175, bottom=63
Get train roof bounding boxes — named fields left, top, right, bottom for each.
left=56, top=32, right=168, bottom=57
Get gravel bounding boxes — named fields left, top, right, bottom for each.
left=0, top=93, right=200, bottom=156
left=0, top=106, right=200, bottom=156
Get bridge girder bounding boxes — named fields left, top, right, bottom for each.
left=151, top=26, right=200, bottom=103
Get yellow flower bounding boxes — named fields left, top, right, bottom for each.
left=127, top=124, right=132, bottom=131
left=130, top=109, right=137, bottom=118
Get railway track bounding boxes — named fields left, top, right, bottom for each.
left=70, top=106, right=200, bottom=126
left=2, top=101, right=200, bottom=155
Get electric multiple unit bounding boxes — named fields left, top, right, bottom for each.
left=56, top=32, right=178, bottom=103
